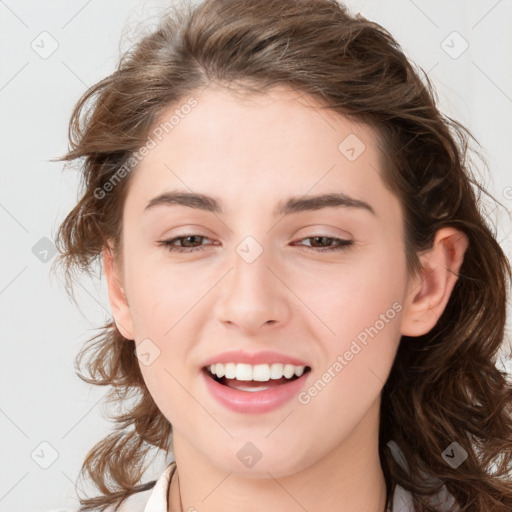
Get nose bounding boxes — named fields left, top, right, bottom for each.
left=216, top=240, right=291, bottom=335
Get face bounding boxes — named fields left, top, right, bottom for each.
left=110, top=85, right=412, bottom=477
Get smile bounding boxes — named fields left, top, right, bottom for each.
left=208, top=362, right=307, bottom=381
left=202, top=363, right=312, bottom=413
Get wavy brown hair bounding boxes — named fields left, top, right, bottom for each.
left=52, top=0, right=512, bottom=510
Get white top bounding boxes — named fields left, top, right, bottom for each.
left=109, top=462, right=420, bottom=512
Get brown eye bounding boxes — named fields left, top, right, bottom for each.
left=175, top=235, right=205, bottom=248
left=297, top=236, right=353, bottom=252
left=159, top=235, right=213, bottom=253
left=158, top=234, right=353, bottom=254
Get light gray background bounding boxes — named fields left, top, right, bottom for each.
left=1, top=1, right=511, bottom=511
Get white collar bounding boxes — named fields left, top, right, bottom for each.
left=136, top=462, right=416, bottom=512
left=143, top=462, right=176, bottom=512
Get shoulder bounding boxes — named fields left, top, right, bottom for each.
left=391, top=483, right=458, bottom=512
left=387, top=441, right=458, bottom=512
left=103, top=462, right=176, bottom=512
left=392, top=484, right=414, bottom=512
left=103, top=487, right=154, bottom=512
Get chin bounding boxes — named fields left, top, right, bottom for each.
left=207, top=440, right=313, bottom=479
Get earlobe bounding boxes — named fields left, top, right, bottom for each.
left=102, top=244, right=134, bottom=340
left=401, top=227, right=469, bottom=337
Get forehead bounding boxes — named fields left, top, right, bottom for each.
left=124, top=85, right=397, bottom=220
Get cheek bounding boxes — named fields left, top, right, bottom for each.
left=126, top=231, right=406, bottom=389
left=124, top=249, right=213, bottom=339
left=294, top=292, right=403, bottom=455
left=295, top=244, right=405, bottom=406
left=292, top=242, right=406, bottom=345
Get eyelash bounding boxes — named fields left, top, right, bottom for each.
left=158, top=234, right=354, bottom=253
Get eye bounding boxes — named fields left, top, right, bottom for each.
left=158, top=234, right=353, bottom=254
left=293, top=236, right=354, bottom=252
left=158, top=234, right=215, bottom=253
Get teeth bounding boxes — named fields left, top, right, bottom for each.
left=224, top=363, right=236, bottom=379
left=208, top=362, right=307, bottom=381
left=235, top=363, right=253, bottom=381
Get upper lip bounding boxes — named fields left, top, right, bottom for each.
left=201, top=350, right=310, bottom=368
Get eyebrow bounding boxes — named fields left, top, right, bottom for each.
left=144, top=190, right=376, bottom=217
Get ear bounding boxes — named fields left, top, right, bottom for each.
left=102, top=242, right=134, bottom=340
left=401, top=227, right=468, bottom=337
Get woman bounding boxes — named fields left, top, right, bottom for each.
left=54, top=0, right=512, bottom=510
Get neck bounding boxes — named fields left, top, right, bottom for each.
left=169, top=398, right=387, bottom=512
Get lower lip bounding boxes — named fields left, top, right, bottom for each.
left=202, top=370, right=310, bottom=414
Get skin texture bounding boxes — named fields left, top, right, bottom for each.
left=103, top=86, right=468, bottom=512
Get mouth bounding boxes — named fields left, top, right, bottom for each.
left=202, top=363, right=312, bottom=392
